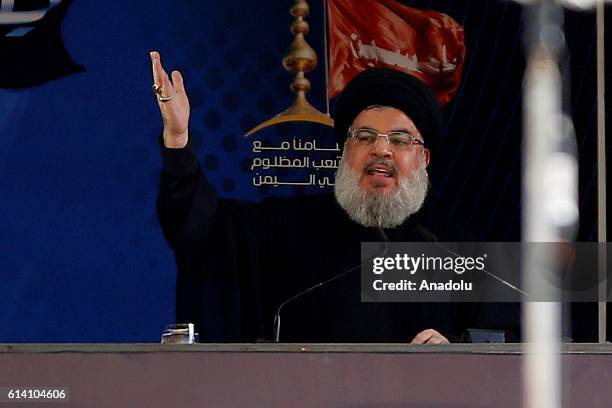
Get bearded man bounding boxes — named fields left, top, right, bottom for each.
left=152, top=51, right=483, bottom=344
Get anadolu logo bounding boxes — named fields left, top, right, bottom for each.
left=0, top=0, right=85, bottom=88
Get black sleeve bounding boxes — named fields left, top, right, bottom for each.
left=157, top=139, right=218, bottom=252
left=156, top=137, right=285, bottom=341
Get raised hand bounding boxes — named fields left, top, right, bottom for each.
left=150, top=51, right=190, bottom=148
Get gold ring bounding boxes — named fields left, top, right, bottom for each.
left=153, top=84, right=172, bottom=102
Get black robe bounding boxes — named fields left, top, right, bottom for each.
left=157, top=143, right=519, bottom=342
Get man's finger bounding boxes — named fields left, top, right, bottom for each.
left=171, top=70, right=185, bottom=93
left=426, top=335, right=450, bottom=344
left=411, top=329, right=434, bottom=344
left=410, top=328, right=449, bottom=344
left=160, top=70, right=174, bottom=94
left=150, top=51, right=164, bottom=86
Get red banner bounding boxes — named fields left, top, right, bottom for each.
left=327, top=0, right=465, bottom=105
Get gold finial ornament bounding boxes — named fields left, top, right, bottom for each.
left=245, top=0, right=334, bottom=136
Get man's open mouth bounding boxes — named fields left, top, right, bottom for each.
left=366, top=165, right=394, bottom=177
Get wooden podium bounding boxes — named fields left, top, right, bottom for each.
left=1, top=343, right=611, bottom=407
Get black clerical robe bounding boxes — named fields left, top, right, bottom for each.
left=157, top=143, right=517, bottom=342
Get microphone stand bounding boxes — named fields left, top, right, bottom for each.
left=273, top=228, right=389, bottom=342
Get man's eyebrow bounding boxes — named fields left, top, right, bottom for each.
left=349, top=126, right=377, bottom=133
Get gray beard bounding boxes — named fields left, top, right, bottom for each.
left=334, top=157, right=429, bottom=229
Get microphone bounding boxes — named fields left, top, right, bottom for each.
left=417, top=226, right=528, bottom=297
left=272, top=228, right=389, bottom=343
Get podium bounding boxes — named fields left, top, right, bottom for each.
left=1, top=343, right=611, bottom=406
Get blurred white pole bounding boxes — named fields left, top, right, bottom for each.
left=522, top=1, right=578, bottom=407
left=522, top=54, right=563, bottom=408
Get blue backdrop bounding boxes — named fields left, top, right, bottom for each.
left=0, top=0, right=598, bottom=342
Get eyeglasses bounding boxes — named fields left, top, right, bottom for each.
left=348, top=128, right=425, bottom=151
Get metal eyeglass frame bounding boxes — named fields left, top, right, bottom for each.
left=347, top=127, right=425, bottom=148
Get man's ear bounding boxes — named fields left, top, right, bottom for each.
left=423, top=148, right=431, bottom=168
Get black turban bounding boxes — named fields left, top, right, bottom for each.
left=332, top=68, right=443, bottom=156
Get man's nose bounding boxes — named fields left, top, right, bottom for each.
left=370, top=136, right=393, bottom=158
